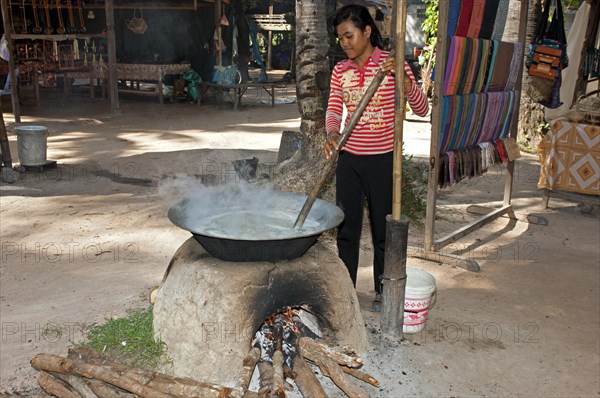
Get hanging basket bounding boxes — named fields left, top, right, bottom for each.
left=127, top=9, right=148, bottom=34
left=569, top=90, right=600, bottom=125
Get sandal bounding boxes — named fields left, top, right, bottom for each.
left=369, top=293, right=383, bottom=312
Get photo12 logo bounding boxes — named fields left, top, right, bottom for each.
left=2, top=322, right=84, bottom=344
left=412, top=321, right=540, bottom=344
left=1, top=241, right=140, bottom=264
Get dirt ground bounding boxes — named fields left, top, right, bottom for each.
left=1, top=84, right=599, bottom=397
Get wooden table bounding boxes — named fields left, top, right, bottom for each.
left=198, top=81, right=285, bottom=110
left=116, top=63, right=190, bottom=104
left=28, top=62, right=190, bottom=104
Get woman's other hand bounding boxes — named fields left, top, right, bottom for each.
left=324, top=133, right=340, bottom=159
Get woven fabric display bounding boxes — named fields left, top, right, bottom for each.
left=439, top=91, right=517, bottom=155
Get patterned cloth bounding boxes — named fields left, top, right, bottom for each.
left=538, top=120, right=600, bottom=195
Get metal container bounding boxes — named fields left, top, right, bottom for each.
left=15, top=125, right=49, bottom=166
left=168, top=185, right=344, bottom=262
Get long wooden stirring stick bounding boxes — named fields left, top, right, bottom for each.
left=293, top=50, right=394, bottom=229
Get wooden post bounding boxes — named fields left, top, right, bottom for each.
left=504, top=0, right=529, bottom=208
left=267, top=2, right=273, bottom=70
left=423, top=0, right=450, bottom=253
left=381, top=0, right=408, bottom=339
left=1, top=0, right=22, bottom=122
left=216, top=0, right=222, bottom=66
left=105, top=0, right=120, bottom=113
left=0, top=107, right=13, bottom=167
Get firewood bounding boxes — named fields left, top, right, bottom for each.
left=298, top=337, right=363, bottom=368
left=299, top=345, right=368, bottom=398
left=38, top=371, right=81, bottom=398
left=32, top=354, right=173, bottom=398
left=340, top=366, right=380, bottom=388
left=229, top=347, right=260, bottom=398
left=31, top=353, right=75, bottom=374
left=68, top=347, right=231, bottom=397
left=86, top=379, right=135, bottom=398
left=52, top=372, right=99, bottom=398
left=257, top=361, right=273, bottom=397
left=271, top=350, right=286, bottom=398
left=291, top=355, right=327, bottom=398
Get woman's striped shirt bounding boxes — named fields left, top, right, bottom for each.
left=326, top=47, right=429, bottom=155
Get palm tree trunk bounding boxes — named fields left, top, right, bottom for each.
left=518, top=0, right=547, bottom=150
left=295, top=0, right=330, bottom=161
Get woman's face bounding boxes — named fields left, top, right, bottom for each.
left=335, top=20, right=372, bottom=61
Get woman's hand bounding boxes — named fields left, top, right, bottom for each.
left=324, top=133, right=340, bottom=159
left=381, top=56, right=395, bottom=73
left=382, top=56, right=413, bottom=94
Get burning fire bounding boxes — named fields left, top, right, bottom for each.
left=252, top=307, right=315, bottom=369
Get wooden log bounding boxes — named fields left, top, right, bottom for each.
left=229, top=347, right=260, bottom=398
left=86, top=379, right=135, bottom=398
left=68, top=347, right=231, bottom=397
left=38, top=371, right=81, bottom=398
left=32, top=353, right=173, bottom=398
left=271, top=350, right=285, bottom=398
left=257, top=361, right=273, bottom=398
left=299, top=344, right=368, bottom=398
left=298, top=338, right=363, bottom=368
left=52, top=372, right=99, bottom=398
left=340, top=366, right=380, bottom=388
left=291, top=355, right=327, bottom=398
left=31, top=353, right=75, bottom=374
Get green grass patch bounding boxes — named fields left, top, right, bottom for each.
left=77, top=307, right=170, bottom=369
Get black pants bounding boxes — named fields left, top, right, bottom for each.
left=336, top=151, right=393, bottom=294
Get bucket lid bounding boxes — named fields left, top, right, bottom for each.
left=406, top=268, right=436, bottom=294
left=15, top=125, right=49, bottom=134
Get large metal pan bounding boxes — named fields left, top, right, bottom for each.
left=168, top=185, right=344, bottom=262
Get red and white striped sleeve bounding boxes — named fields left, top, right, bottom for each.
left=403, top=62, right=429, bottom=117
left=325, top=65, right=344, bottom=137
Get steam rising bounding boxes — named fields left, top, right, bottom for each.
left=160, top=176, right=344, bottom=241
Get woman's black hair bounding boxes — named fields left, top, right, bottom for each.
left=332, top=5, right=384, bottom=50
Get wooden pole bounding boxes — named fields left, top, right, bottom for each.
left=504, top=0, right=529, bottom=207
left=381, top=0, right=408, bottom=339
left=267, top=2, right=273, bottom=70
left=216, top=0, right=222, bottom=66
left=105, top=0, right=120, bottom=113
left=0, top=108, right=13, bottom=167
left=391, top=0, right=407, bottom=220
left=1, top=0, right=22, bottom=122
left=423, top=0, right=450, bottom=253
left=293, top=64, right=389, bottom=229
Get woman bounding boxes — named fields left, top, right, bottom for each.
left=324, top=5, right=428, bottom=311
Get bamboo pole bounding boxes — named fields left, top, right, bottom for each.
left=380, top=0, right=409, bottom=340
left=391, top=0, right=407, bottom=220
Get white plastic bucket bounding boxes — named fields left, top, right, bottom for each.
left=403, top=268, right=437, bottom=333
left=15, top=125, right=49, bottom=166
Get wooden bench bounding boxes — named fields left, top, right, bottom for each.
left=198, top=81, right=285, bottom=110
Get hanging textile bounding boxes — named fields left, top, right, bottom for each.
left=248, top=19, right=267, bottom=83
left=544, top=1, right=592, bottom=119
